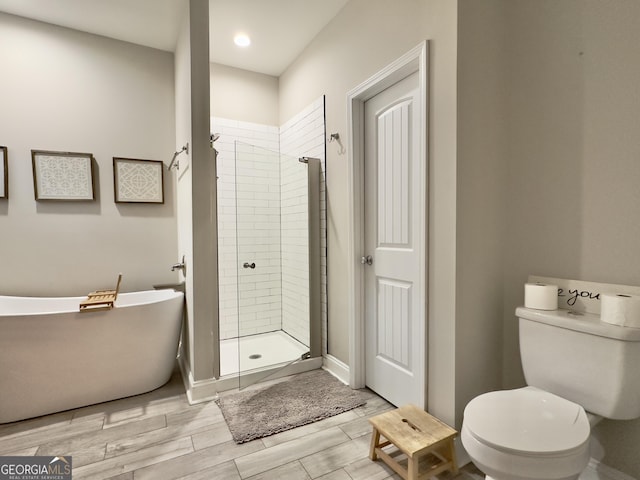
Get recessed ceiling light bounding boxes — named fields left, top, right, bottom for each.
left=234, top=34, right=251, bottom=47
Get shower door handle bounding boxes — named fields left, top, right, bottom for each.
left=243, top=262, right=256, bottom=269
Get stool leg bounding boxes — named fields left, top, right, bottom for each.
left=448, top=439, right=459, bottom=474
left=369, top=427, right=380, bottom=460
left=407, top=455, right=418, bottom=480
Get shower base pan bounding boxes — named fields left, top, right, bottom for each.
left=219, top=330, right=308, bottom=377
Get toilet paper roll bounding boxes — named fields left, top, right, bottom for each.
left=524, top=282, right=558, bottom=310
left=600, top=293, right=640, bottom=328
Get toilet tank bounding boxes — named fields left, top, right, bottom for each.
left=517, top=306, right=640, bottom=420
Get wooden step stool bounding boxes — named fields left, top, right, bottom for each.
left=369, top=404, right=458, bottom=480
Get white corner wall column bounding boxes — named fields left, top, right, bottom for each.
left=175, top=0, right=219, bottom=401
left=189, top=0, right=217, bottom=383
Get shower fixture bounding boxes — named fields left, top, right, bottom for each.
left=210, top=133, right=221, bottom=170
left=168, top=143, right=189, bottom=171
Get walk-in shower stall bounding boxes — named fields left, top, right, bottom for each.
left=214, top=112, right=325, bottom=389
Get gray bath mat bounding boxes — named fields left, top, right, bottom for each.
left=216, top=369, right=369, bottom=444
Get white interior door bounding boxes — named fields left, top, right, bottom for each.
left=363, top=71, right=425, bottom=407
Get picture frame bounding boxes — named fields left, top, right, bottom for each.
left=31, top=150, right=95, bottom=201
left=0, top=146, right=7, bottom=199
left=113, top=157, right=164, bottom=204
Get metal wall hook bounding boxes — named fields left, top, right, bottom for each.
left=328, top=132, right=345, bottom=154
left=171, top=255, right=186, bottom=273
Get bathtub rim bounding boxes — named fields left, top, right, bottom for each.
left=0, top=288, right=183, bottom=317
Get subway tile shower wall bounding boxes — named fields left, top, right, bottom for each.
left=214, top=118, right=280, bottom=340
left=213, top=97, right=327, bottom=351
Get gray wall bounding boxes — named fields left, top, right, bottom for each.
left=279, top=0, right=462, bottom=426
left=210, top=63, right=279, bottom=125
left=0, top=12, right=177, bottom=296
left=281, top=0, right=640, bottom=475
left=174, top=0, right=217, bottom=384
left=502, top=1, right=640, bottom=476
left=456, top=0, right=508, bottom=420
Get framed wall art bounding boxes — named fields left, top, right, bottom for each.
left=0, top=146, right=7, bottom=199
left=31, top=150, right=95, bottom=201
left=113, top=157, right=164, bottom=204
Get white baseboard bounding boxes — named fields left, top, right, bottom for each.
left=454, top=436, right=472, bottom=468
left=444, top=425, right=631, bottom=480
left=176, top=352, right=192, bottom=398
left=322, top=354, right=350, bottom=385
left=457, top=456, right=632, bottom=480
left=586, top=459, right=636, bottom=480
left=177, top=353, right=219, bottom=404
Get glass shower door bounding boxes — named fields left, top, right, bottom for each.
left=235, top=142, right=311, bottom=389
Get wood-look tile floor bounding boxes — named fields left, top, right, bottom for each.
left=0, top=367, right=484, bottom=480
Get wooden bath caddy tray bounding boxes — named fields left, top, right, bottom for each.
left=79, top=274, right=122, bottom=312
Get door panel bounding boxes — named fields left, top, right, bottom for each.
left=376, top=278, right=411, bottom=370
left=377, top=100, right=412, bottom=247
left=364, top=71, right=424, bottom=407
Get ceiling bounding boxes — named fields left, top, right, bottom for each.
left=0, top=0, right=349, bottom=76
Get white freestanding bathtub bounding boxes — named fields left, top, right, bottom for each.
left=0, top=289, right=184, bottom=424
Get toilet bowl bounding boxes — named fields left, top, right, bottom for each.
left=462, top=387, right=590, bottom=480
left=462, top=303, right=640, bottom=480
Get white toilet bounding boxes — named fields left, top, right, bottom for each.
left=462, top=306, right=640, bottom=480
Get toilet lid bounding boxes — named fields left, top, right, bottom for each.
left=463, top=387, right=590, bottom=455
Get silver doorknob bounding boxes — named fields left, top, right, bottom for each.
left=243, top=262, right=256, bottom=269
left=360, top=255, right=373, bottom=265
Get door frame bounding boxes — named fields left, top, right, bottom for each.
left=346, top=41, right=429, bottom=396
